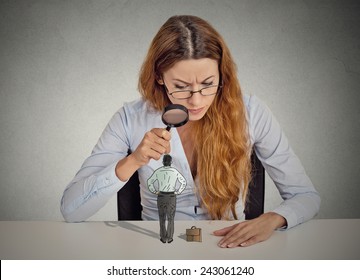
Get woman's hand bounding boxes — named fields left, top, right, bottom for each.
left=213, top=212, right=287, bottom=248
left=131, top=128, right=171, bottom=165
left=115, top=128, right=171, bottom=181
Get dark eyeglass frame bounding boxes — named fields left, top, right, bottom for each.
left=163, top=82, right=222, bottom=100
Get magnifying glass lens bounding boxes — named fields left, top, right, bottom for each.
left=162, top=104, right=189, bottom=130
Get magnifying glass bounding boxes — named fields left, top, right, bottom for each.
left=162, top=104, right=189, bottom=131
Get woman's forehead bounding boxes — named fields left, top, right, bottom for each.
left=164, top=58, right=219, bottom=82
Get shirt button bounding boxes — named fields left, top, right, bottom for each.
left=105, top=178, right=110, bottom=185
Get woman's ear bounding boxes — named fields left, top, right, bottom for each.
left=157, top=78, right=164, bottom=85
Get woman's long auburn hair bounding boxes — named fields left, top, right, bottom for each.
left=138, top=15, right=251, bottom=220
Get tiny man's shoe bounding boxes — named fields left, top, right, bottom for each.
left=167, top=238, right=173, bottom=243
left=160, top=238, right=166, bottom=243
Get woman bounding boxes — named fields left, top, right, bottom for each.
left=61, top=15, right=320, bottom=248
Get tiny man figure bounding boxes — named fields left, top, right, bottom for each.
left=147, top=154, right=187, bottom=243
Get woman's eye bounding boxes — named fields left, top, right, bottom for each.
left=203, top=82, right=214, bottom=87
left=175, top=85, right=187, bottom=90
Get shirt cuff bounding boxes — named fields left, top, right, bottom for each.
left=95, top=162, right=127, bottom=195
left=271, top=204, right=300, bottom=231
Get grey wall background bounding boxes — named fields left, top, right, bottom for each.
left=0, top=0, right=359, bottom=221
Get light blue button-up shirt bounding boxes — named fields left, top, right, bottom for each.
left=60, top=94, right=320, bottom=228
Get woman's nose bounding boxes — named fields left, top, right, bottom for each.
left=187, top=90, right=202, bottom=105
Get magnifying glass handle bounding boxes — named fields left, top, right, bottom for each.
left=166, top=126, right=171, bottom=131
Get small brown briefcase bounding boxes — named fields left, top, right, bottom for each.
left=186, top=226, right=202, bottom=242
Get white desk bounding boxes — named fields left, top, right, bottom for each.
left=0, top=219, right=359, bottom=259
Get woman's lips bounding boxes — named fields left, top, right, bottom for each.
left=188, top=107, right=204, bottom=115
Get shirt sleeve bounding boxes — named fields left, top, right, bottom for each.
left=246, top=95, right=321, bottom=229
left=60, top=108, right=131, bottom=222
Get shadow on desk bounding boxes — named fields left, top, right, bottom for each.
left=104, top=221, right=159, bottom=240
left=105, top=221, right=192, bottom=242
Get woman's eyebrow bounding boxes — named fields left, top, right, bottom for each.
left=173, top=78, right=190, bottom=84
left=172, top=75, right=215, bottom=84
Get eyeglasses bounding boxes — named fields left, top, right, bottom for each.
left=164, top=83, right=221, bottom=100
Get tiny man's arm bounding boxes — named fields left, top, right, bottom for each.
left=175, top=174, right=187, bottom=195
left=147, top=175, right=159, bottom=195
